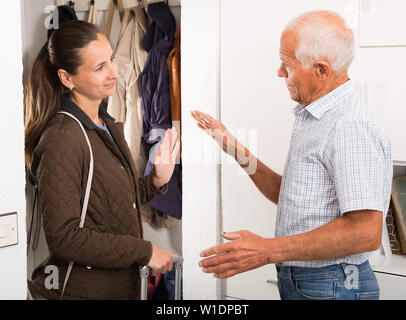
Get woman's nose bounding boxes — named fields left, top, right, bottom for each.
left=108, top=63, right=118, bottom=80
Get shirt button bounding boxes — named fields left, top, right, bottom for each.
left=86, top=266, right=92, bottom=270
left=120, top=165, right=125, bottom=170
left=133, top=202, right=136, bottom=209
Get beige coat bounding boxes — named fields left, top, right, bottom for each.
left=108, top=7, right=175, bottom=228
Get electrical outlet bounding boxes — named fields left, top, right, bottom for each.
left=0, top=212, right=18, bottom=248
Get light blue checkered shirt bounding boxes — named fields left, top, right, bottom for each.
left=276, top=80, right=393, bottom=267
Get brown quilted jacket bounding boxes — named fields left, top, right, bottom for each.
left=30, top=96, right=168, bottom=300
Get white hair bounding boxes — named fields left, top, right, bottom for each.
left=284, top=10, right=355, bottom=74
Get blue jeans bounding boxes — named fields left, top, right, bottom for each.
left=276, top=260, right=380, bottom=300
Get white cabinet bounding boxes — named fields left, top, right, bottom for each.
left=375, top=272, right=406, bottom=300
left=353, top=0, right=406, bottom=162
left=370, top=165, right=406, bottom=300
left=224, top=265, right=280, bottom=300
left=359, top=0, right=406, bottom=47
left=352, top=47, right=406, bottom=162
left=220, top=0, right=293, bottom=300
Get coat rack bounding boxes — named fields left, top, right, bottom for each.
left=56, top=0, right=181, bottom=11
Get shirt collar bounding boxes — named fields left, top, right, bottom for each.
left=60, top=95, right=115, bottom=129
left=292, top=79, right=354, bottom=119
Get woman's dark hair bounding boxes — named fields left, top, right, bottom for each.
left=25, top=20, right=101, bottom=173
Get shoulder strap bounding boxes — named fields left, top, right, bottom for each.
left=57, top=111, right=94, bottom=300
left=27, top=183, right=39, bottom=254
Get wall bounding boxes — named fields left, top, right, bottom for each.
left=21, top=0, right=56, bottom=84
left=0, top=0, right=26, bottom=300
left=21, top=0, right=56, bottom=280
left=182, top=0, right=222, bottom=299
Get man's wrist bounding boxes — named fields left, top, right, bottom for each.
left=264, top=237, right=284, bottom=265
left=235, top=143, right=248, bottom=166
left=235, top=143, right=258, bottom=175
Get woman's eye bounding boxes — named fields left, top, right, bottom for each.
left=96, top=65, right=104, bottom=72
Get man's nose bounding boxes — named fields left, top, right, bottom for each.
left=277, top=64, right=287, bottom=78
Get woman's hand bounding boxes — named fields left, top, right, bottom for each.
left=152, top=128, right=180, bottom=188
left=147, top=245, right=173, bottom=274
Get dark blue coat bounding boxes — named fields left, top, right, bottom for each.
left=140, top=2, right=182, bottom=219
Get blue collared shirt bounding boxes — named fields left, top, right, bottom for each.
left=276, top=80, right=393, bottom=267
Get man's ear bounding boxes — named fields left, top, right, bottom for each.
left=57, top=69, right=74, bottom=90
left=314, top=60, right=331, bottom=81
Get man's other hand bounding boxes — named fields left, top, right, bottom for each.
left=198, top=230, right=273, bottom=279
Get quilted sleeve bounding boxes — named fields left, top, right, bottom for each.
left=137, top=174, right=168, bottom=204
left=36, top=128, right=153, bottom=269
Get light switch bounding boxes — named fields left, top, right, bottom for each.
left=0, top=224, right=13, bottom=238
left=0, top=212, right=18, bottom=248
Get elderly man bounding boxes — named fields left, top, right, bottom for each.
left=191, top=10, right=392, bottom=300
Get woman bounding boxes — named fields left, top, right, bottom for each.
left=25, top=20, right=179, bottom=300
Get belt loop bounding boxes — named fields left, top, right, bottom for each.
left=341, top=263, right=348, bottom=276
left=287, top=266, right=292, bottom=282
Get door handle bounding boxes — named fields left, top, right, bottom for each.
left=266, top=279, right=278, bottom=286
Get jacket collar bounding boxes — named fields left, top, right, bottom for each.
left=60, top=95, right=115, bottom=129
left=292, top=79, right=354, bottom=119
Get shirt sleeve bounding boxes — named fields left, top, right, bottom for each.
left=331, top=121, right=391, bottom=215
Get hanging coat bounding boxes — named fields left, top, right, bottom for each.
left=107, top=7, right=176, bottom=228
left=168, top=24, right=181, bottom=159
left=140, top=2, right=182, bottom=220
left=108, top=7, right=148, bottom=171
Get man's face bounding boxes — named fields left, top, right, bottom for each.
left=277, top=30, right=317, bottom=106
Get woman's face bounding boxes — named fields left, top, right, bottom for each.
left=69, top=33, right=118, bottom=101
